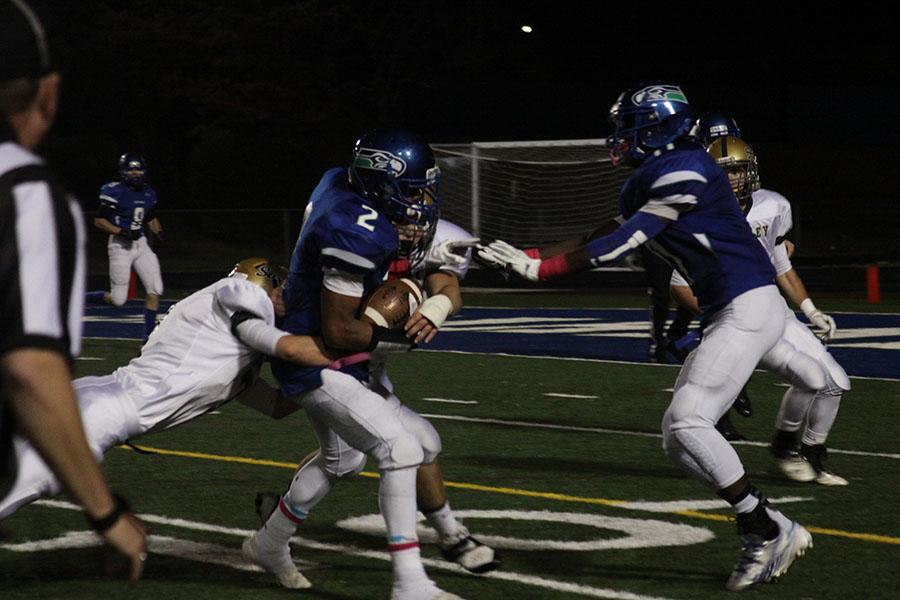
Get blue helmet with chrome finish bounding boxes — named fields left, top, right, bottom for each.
left=690, top=112, right=742, bottom=147
left=607, top=83, right=693, bottom=166
left=348, top=128, right=441, bottom=262
left=118, top=153, right=147, bottom=187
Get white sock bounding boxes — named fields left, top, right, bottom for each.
left=733, top=493, right=760, bottom=515
left=424, top=501, right=462, bottom=538
left=381, top=467, right=427, bottom=585
left=258, top=496, right=302, bottom=549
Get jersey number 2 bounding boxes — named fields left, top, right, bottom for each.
left=356, top=205, right=378, bottom=232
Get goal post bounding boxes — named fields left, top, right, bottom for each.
left=431, top=139, right=629, bottom=247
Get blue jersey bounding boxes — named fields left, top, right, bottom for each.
left=618, top=141, right=774, bottom=313
left=272, top=168, right=399, bottom=395
left=98, top=181, right=158, bottom=236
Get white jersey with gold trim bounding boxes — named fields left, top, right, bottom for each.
left=745, top=188, right=793, bottom=275
left=114, top=276, right=272, bottom=434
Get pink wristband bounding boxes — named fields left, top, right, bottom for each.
left=538, top=254, right=570, bottom=279
left=328, top=352, right=371, bottom=370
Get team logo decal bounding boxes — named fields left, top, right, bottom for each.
left=354, top=148, right=407, bottom=176
left=631, top=85, right=687, bottom=106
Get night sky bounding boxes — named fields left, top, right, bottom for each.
left=33, top=1, right=900, bottom=259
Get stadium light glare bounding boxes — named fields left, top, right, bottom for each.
left=521, top=25, right=533, bottom=33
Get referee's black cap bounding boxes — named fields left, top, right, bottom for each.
left=0, top=0, right=53, bottom=82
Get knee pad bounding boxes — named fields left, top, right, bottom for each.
left=375, top=432, right=424, bottom=471
left=318, top=448, right=367, bottom=478
left=406, top=412, right=442, bottom=463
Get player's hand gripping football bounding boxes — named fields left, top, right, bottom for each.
left=477, top=240, right=541, bottom=282
left=425, top=237, right=481, bottom=268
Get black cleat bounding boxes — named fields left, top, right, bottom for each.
left=733, top=386, right=753, bottom=418
left=716, top=413, right=747, bottom=441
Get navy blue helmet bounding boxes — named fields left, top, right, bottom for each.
left=607, top=83, right=693, bottom=166
left=348, top=128, right=441, bottom=262
left=118, top=153, right=147, bottom=187
left=690, top=112, right=742, bottom=147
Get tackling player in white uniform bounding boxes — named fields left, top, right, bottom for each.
left=671, top=136, right=849, bottom=485
left=250, top=218, right=500, bottom=577
left=0, top=258, right=334, bottom=520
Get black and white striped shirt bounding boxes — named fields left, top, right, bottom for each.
left=0, top=137, right=86, bottom=362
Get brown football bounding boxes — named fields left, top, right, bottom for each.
left=362, top=278, right=424, bottom=329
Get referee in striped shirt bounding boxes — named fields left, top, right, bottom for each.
left=0, top=0, right=147, bottom=580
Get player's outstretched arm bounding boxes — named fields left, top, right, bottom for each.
left=528, top=218, right=624, bottom=259
left=479, top=212, right=668, bottom=282
left=274, top=334, right=335, bottom=367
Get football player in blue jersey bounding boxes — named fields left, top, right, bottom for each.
left=479, top=83, right=816, bottom=591
left=86, top=153, right=164, bottom=340
left=690, top=111, right=743, bottom=147
left=243, top=129, right=462, bottom=600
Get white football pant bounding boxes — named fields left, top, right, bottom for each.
left=662, top=285, right=829, bottom=490
left=0, top=376, right=140, bottom=519
left=108, top=235, right=163, bottom=306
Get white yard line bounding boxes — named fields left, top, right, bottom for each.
left=544, top=393, right=599, bottom=399
left=422, top=397, right=479, bottom=405
left=19, top=500, right=682, bottom=600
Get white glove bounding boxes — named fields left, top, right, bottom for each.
left=425, top=237, right=480, bottom=268
left=800, top=298, right=837, bottom=342
left=477, top=240, right=541, bottom=282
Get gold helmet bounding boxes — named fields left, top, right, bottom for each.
left=228, top=258, right=287, bottom=294
left=706, top=135, right=760, bottom=208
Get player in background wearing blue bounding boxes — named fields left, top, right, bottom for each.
left=243, top=129, right=463, bottom=600
left=479, top=84, right=815, bottom=592
left=86, top=154, right=163, bottom=340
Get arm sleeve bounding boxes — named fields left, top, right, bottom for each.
left=231, top=313, right=287, bottom=356
left=772, top=242, right=793, bottom=275
left=583, top=211, right=668, bottom=267
left=670, top=270, right=689, bottom=287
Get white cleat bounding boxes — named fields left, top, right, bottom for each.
left=391, top=580, right=464, bottom=600
left=438, top=526, right=501, bottom=573
left=815, top=470, right=849, bottom=486
left=775, top=453, right=817, bottom=483
left=726, top=521, right=813, bottom=592
left=242, top=531, right=312, bottom=589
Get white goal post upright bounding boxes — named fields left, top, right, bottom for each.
left=431, top=139, right=629, bottom=248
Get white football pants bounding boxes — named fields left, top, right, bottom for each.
left=0, top=376, right=140, bottom=519
left=108, top=235, right=163, bottom=305
left=661, top=285, right=829, bottom=490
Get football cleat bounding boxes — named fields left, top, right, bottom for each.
left=733, top=386, right=752, bottom=418
left=715, top=414, right=747, bottom=442
left=801, top=444, right=849, bottom=486
left=438, top=526, right=501, bottom=574
left=726, top=520, right=813, bottom=592
left=242, top=531, right=312, bottom=589
left=390, top=580, right=464, bottom=600
left=774, top=451, right=817, bottom=483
